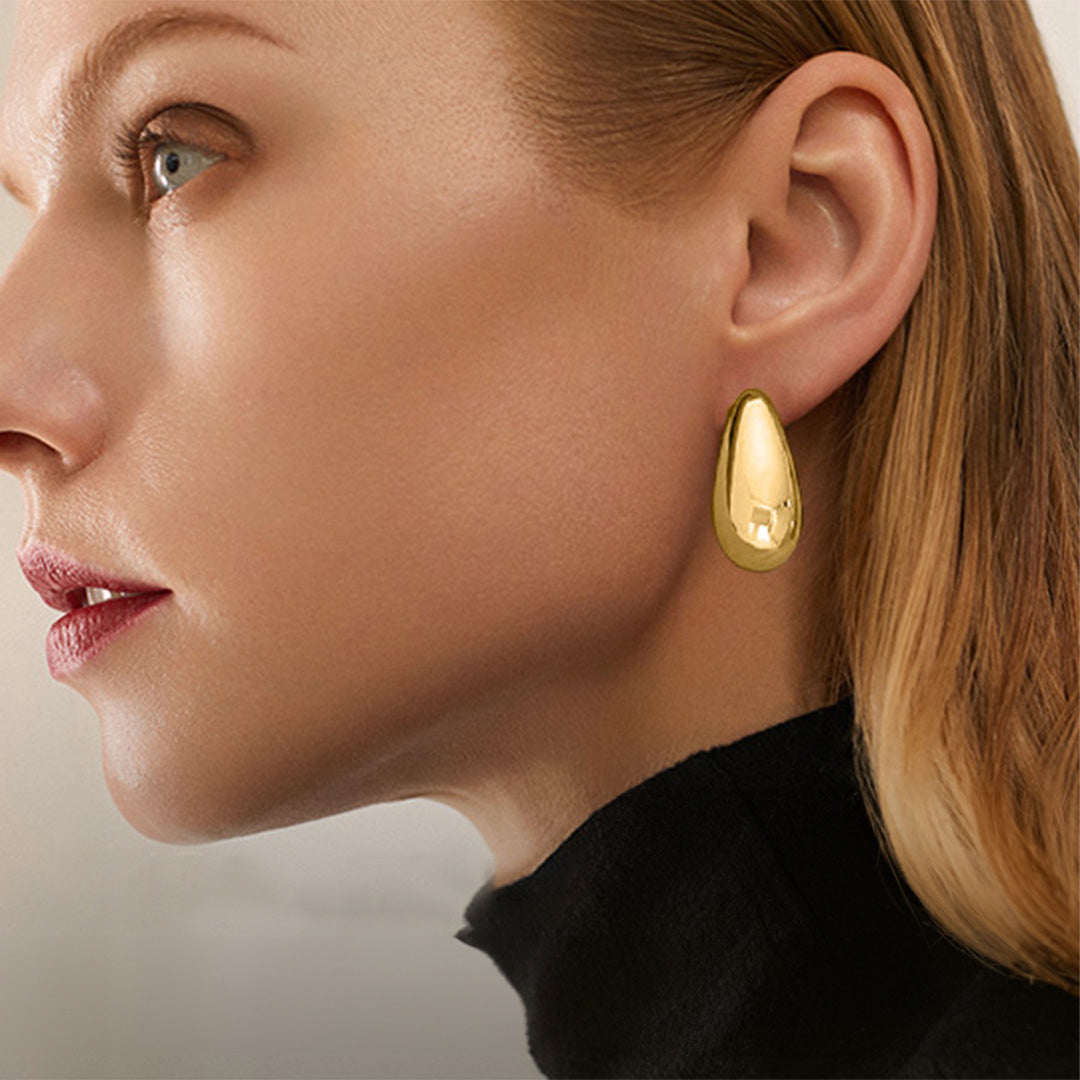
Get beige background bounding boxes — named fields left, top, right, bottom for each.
left=0, top=2, right=1075, bottom=1077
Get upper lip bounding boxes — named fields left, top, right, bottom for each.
left=17, top=543, right=171, bottom=614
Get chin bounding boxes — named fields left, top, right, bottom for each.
left=104, top=774, right=235, bottom=845
left=98, top=734, right=349, bottom=847
left=90, top=690, right=389, bottom=846
left=90, top=689, right=310, bottom=844
left=99, top=742, right=271, bottom=846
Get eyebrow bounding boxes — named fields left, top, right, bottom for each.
left=0, top=6, right=298, bottom=208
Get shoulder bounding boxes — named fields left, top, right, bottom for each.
left=894, top=964, right=1078, bottom=1079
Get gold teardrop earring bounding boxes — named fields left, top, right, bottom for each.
left=712, top=388, right=802, bottom=571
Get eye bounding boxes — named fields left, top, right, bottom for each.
left=111, top=107, right=230, bottom=215
left=147, top=139, right=225, bottom=201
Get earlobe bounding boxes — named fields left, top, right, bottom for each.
left=719, top=51, right=938, bottom=425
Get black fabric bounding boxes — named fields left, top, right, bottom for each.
left=454, top=695, right=1079, bottom=1078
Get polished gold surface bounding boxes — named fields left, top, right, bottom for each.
left=712, top=389, right=802, bottom=572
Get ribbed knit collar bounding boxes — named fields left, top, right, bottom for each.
left=453, top=695, right=1067, bottom=1078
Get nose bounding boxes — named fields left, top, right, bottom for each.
left=0, top=213, right=109, bottom=478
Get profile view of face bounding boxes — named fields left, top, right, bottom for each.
left=0, top=0, right=741, bottom=852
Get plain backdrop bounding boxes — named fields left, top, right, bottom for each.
left=0, top=2, right=1076, bottom=1078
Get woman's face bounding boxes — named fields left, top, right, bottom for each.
left=0, top=0, right=728, bottom=842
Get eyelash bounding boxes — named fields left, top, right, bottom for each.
left=110, top=107, right=221, bottom=215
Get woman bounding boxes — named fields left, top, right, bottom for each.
left=0, top=0, right=1075, bottom=1076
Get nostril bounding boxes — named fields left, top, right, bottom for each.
left=0, top=431, right=60, bottom=465
left=0, top=431, right=70, bottom=479
left=0, top=432, right=35, bottom=452
left=0, top=372, right=108, bottom=471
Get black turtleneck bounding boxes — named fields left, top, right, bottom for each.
left=454, top=696, right=1079, bottom=1078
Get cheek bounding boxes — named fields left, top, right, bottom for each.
left=155, top=184, right=710, bottom=636
left=102, top=162, right=716, bottom=840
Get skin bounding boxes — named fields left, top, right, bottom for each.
left=0, top=1, right=936, bottom=887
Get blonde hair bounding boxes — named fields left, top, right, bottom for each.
left=489, top=0, right=1079, bottom=996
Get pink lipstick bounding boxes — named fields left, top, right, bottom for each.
left=18, top=544, right=171, bottom=679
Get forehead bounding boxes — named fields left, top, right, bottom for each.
left=4, top=0, right=316, bottom=104
left=8, top=0, right=336, bottom=71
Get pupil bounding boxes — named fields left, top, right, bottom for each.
left=165, top=151, right=180, bottom=174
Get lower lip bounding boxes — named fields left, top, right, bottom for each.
left=46, top=592, right=172, bottom=680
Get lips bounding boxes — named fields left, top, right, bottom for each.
left=18, top=543, right=173, bottom=679
left=17, top=542, right=171, bottom=613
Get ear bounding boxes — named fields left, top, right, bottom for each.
left=710, top=50, right=938, bottom=426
